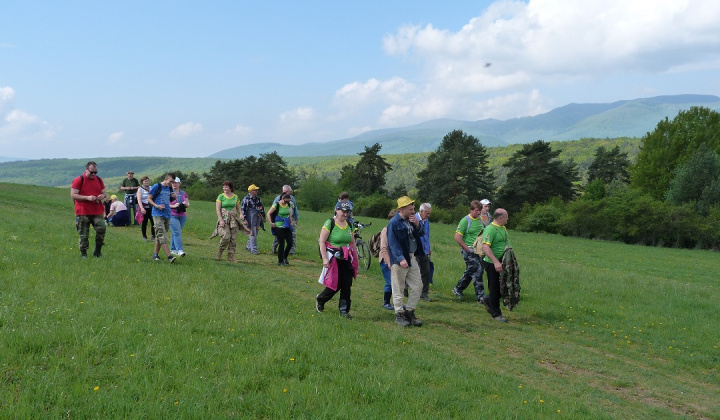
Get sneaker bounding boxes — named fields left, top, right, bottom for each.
left=382, top=303, right=394, bottom=310
left=81, top=250, right=88, bottom=259
left=479, top=297, right=492, bottom=314
left=278, top=261, right=286, bottom=266
left=170, top=251, right=178, bottom=256
left=168, top=256, right=177, bottom=264
left=395, top=311, right=411, bottom=327
left=315, top=295, right=324, bottom=312
left=177, top=251, right=186, bottom=257
left=283, top=259, right=289, bottom=265
left=452, top=287, right=463, bottom=299
left=153, top=254, right=161, bottom=261
left=404, top=309, right=423, bottom=327
left=493, top=315, right=508, bottom=323
left=340, top=312, right=353, bottom=320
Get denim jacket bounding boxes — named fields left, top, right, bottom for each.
left=387, top=212, right=425, bottom=267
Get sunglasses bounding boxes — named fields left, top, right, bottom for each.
left=89, top=171, right=98, bottom=174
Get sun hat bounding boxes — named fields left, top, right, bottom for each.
left=110, top=195, right=118, bottom=200
left=248, top=184, right=260, bottom=191
left=396, top=196, right=415, bottom=209
left=480, top=199, right=491, bottom=206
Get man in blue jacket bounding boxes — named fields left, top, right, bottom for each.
left=387, top=196, right=425, bottom=327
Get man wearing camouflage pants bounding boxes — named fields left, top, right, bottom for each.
left=70, top=161, right=108, bottom=258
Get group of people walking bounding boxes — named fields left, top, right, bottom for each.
left=72, top=162, right=517, bottom=325
left=71, top=164, right=190, bottom=263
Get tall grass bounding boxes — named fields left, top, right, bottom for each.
left=1, top=183, right=718, bottom=418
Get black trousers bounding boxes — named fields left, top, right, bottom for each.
left=276, top=228, right=293, bottom=262
left=483, top=260, right=502, bottom=317
left=317, top=260, right=353, bottom=313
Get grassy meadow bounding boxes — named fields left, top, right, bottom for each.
left=0, top=182, right=718, bottom=419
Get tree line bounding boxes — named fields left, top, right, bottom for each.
left=151, top=106, right=719, bottom=251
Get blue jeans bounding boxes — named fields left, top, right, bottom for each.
left=170, top=215, right=186, bottom=252
left=380, top=260, right=392, bottom=293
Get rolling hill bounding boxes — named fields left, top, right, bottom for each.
left=210, top=94, right=720, bottom=158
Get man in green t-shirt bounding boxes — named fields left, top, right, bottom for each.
left=121, top=170, right=140, bottom=224
left=452, top=200, right=491, bottom=302
left=480, top=208, right=512, bottom=323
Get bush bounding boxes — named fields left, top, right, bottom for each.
left=353, top=194, right=395, bottom=219
left=296, top=176, right=337, bottom=212
left=517, top=202, right=564, bottom=234
left=558, top=199, right=606, bottom=239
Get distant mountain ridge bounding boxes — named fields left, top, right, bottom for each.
left=210, top=94, right=720, bottom=158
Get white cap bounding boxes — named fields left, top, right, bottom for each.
left=174, top=177, right=181, bottom=183
left=480, top=199, right=491, bottom=206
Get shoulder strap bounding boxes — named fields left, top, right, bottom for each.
left=465, top=215, right=472, bottom=234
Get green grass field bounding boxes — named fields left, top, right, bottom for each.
left=1, top=183, right=718, bottom=418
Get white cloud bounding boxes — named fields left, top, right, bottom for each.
left=169, top=122, right=202, bottom=138
left=384, top=0, right=720, bottom=81
left=279, top=107, right=315, bottom=122
left=356, top=0, right=720, bottom=128
left=107, top=132, right=124, bottom=145
left=0, top=87, right=56, bottom=157
left=226, top=124, right=253, bottom=136
left=335, top=77, right=416, bottom=106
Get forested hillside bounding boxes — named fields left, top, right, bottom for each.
left=0, top=137, right=640, bottom=190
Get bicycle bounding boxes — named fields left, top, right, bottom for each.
left=353, top=221, right=372, bottom=271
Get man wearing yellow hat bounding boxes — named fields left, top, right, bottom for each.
left=241, top=184, right=265, bottom=254
left=387, top=196, right=425, bottom=327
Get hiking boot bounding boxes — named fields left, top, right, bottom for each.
left=283, top=258, right=289, bottom=265
left=395, top=311, right=411, bottom=327
left=81, top=250, right=88, bottom=259
left=452, top=287, right=463, bottom=299
left=153, top=254, right=161, bottom=261
left=227, top=253, right=237, bottom=263
left=404, top=309, right=423, bottom=327
left=340, top=312, right=353, bottom=320
left=479, top=297, right=492, bottom=314
left=216, top=250, right=223, bottom=261
left=315, top=295, right=325, bottom=313
left=168, top=256, right=177, bottom=264
left=277, top=261, right=286, bottom=266
left=93, top=245, right=102, bottom=258
left=493, top=315, right=508, bottom=323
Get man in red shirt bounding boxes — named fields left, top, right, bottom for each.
left=70, top=161, right=108, bottom=258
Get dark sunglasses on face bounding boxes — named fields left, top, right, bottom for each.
left=89, top=171, right=98, bottom=174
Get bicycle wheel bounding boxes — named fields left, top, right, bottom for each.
left=356, top=239, right=371, bottom=271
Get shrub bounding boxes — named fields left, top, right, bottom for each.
left=353, top=194, right=395, bottom=219
left=517, top=203, right=564, bottom=234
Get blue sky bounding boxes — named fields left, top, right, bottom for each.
left=2, top=0, right=720, bottom=159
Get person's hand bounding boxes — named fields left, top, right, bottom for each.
left=156, top=204, right=165, bottom=210
left=141, top=208, right=146, bottom=214
left=400, top=259, right=409, bottom=268
left=322, top=259, right=329, bottom=268
left=409, top=213, right=418, bottom=225
left=466, top=248, right=474, bottom=254
left=494, top=261, right=502, bottom=272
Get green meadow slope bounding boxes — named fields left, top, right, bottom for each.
left=0, top=183, right=717, bottom=418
